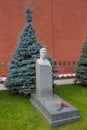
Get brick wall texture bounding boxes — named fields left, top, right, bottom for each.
left=0, top=0, right=87, bottom=76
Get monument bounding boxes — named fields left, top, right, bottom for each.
left=36, top=48, right=53, bottom=97
left=30, top=48, right=80, bottom=127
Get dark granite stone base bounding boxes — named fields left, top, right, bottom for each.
left=30, top=94, right=80, bottom=127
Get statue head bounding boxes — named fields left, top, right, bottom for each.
left=40, top=48, right=47, bottom=59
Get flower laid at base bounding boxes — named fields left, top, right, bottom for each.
left=57, top=102, right=69, bottom=111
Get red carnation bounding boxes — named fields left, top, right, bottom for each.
left=57, top=102, right=69, bottom=111
left=60, top=102, right=69, bottom=107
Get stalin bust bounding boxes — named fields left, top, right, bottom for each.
left=36, top=48, right=51, bottom=66
left=36, top=48, right=53, bottom=97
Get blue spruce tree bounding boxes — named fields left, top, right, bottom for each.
left=5, top=3, right=58, bottom=95
left=75, top=34, right=87, bottom=85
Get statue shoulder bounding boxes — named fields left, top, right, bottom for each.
left=45, top=59, right=51, bottom=66
left=36, top=59, right=41, bottom=64
left=36, top=58, right=51, bottom=66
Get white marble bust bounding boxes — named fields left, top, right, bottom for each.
left=36, top=48, right=52, bottom=97
left=37, top=48, right=51, bottom=66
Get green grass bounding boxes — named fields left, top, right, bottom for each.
left=0, top=84, right=87, bottom=130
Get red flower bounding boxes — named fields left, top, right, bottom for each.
left=60, top=102, right=69, bottom=107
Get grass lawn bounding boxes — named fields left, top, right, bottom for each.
left=0, top=84, right=87, bottom=130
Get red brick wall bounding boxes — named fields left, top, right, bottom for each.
left=52, top=0, right=87, bottom=73
left=0, top=0, right=26, bottom=76
left=0, top=0, right=87, bottom=76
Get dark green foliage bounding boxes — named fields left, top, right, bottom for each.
left=25, top=3, right=33, bottom=23
left=5, top=3, right=58, bottom=95
left=75, top=34, right=87, bottom=84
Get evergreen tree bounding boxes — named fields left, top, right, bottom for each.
left=75, top=34, right=87, bottom=84
left=5, top=3, right=58, bottom=95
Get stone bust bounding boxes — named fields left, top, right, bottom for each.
left=37, top=48, right=51, bottom=66
left=36, top=47, right=52, bottom=97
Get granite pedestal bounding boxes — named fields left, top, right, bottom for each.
left=36, top=60, right=52, bottom=97
left=30, top=94, right=80, bottom=127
